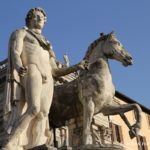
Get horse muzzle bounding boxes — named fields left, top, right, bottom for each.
left=123, top=57, right=133, bottom=66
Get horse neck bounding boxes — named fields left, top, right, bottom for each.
left=95, top=58, right=112, bottom=79
left=87, top=41, right=112, bottom=73
left=87, top=42, right=105, bottom=65
left=83, top=40, right=115, bottom=92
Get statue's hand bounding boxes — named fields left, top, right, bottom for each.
left=77, top=60, right=89, bottom=70
left=57, top=77, right=68, bottom=83
left=18, top=66, right=27, bottom=77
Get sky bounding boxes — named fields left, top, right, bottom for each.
left=0, top=0, right=150, bottom=109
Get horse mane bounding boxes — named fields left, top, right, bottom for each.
left=83, top=33, right=109, bottom=61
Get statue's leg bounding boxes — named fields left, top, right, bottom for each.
left=102, top=102, right=142, bottom=138
left=31, top=112, right=47, bottom=147
left=31, top=77, right=53, bottom=146
left=45, top=117, right=54, bottom=145
left=102, top=102, right=141, bottom=126
left=83, top=97, right=95, bottom=145
left=31, top=115, right=53, bottom=146
left=6, top=64, right=43, bottom=146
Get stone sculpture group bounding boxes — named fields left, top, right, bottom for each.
left=1, top=7, right=142, bottom=150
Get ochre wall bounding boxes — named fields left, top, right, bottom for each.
left=110, top=97, right=150, bottom=150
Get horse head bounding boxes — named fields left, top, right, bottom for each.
left=84, top=31, right=133, bottom=67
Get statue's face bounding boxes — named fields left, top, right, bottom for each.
left=30, top=11, right=46, bottom=29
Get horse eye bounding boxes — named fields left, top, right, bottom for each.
left=110, top=41, right=118, bottom=45
left=115, top=41, right=121, bottom=46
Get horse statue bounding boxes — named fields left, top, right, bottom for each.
left=49, top=32, right=142, bottom=145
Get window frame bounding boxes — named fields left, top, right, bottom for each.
left=136, top=135, right=148, bottom=150
left=146, top=114, right=150, bottom=128
left=111, top=123, right=124, bottom=144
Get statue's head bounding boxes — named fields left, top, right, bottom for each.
left=25, top=7, right=47, bottom=29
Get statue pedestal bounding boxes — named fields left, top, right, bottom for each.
left=0, top=131, right=10, bottom=148
left=27, top=144, right=57, bottom=150
left=58, top=146, right=72, bottom=150
left=73, top=144, right=125, bottom=150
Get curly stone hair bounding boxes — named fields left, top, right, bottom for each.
left=25, top=7, right=47, bottom=27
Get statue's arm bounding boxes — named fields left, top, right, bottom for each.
left=10, top=30, right=26, bottom=74
left=50, top=56, right=85, bottom=77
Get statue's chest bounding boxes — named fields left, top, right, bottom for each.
left=24, top=33, right=39, bottom=45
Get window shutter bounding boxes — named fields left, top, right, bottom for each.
left=147, top=115, right=150, bottom=127
left=110, top=122, right=117, bottom=143
left=118, top=125, right=124, bottom=144
left=143, top=137, right=148, bottom=150
left=136, top=135, right=148, bottom=150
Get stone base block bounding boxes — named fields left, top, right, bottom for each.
left=0, top=131, right=9, bottom=146
left=73, top=144, right=125, bottom=150
left=27, top=144, right=57, bottom=150
left=58, top=146, right=72, bottom=150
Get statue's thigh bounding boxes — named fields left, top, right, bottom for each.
left=25, top=64, right=43, bottom=107
left=40, top=80, right=53, bottom=115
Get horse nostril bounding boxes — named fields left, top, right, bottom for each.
left=123, top=58, right=133, bottom=65
left=126, top=55, right=132, bottom=60
left=128, top=59, right=133, bottom=65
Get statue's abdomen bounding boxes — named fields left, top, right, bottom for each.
left=21, top=41, right=52, bottom=79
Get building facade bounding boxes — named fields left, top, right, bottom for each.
left=110, top=92, right=150, bottom=150
left=0, top=59, right=150, bottom=150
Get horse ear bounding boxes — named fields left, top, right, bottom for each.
left=110, top=31, right=115, bottom=36
left=109, top=31, right=115, bottom=39
left=100, top=32, right=105, bottom=37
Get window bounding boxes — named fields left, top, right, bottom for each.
left=111, top=123, right=124, bottom=144
left=137, top=135, right=148, bottom=150
left=147, top=115, right=150, bottom=127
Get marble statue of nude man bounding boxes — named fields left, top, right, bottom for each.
left=3, top=7, right=86, bottom=150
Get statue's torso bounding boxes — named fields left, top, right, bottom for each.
left=20, top=30, right=52, bottom=79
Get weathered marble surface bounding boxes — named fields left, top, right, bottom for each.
left=1, top=6, right=142, bottom=150
left=73, top=144, right=125, bottom=150
left=58, top=146, right=72, bottom=150
left=2, top=7, right=86, bottom=150
left=50, top=32, right=142, bottom=146
left=27, top=144, right=57, bottom=150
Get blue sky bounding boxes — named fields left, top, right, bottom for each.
left=0, top=0, right=150, bottom=108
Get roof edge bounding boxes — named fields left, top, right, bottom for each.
left=0, top=58, right=8, bottom=65
left=115, top=90, right=150, bottom=114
